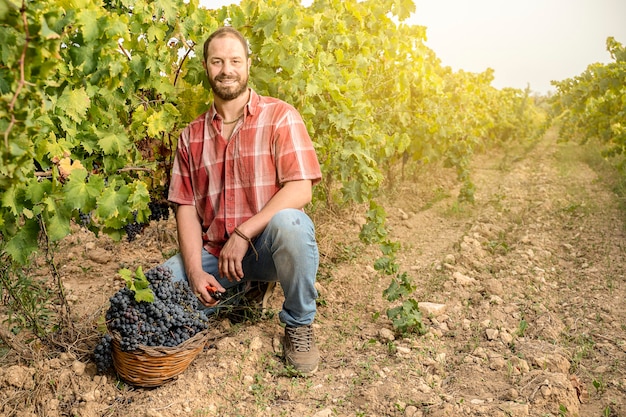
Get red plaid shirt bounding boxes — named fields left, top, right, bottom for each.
left=168, top=89, right=322, bottom=257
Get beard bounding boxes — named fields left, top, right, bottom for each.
left=208, top=73, right=249, bottom=101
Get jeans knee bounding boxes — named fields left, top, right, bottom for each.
left=269, top=209, right=314, bottom=233
left=267, top=209, right=316, bottom=246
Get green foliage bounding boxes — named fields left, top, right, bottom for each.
left=383, top=272, right=416, bottom=302
left=0, top=0, right=544, bottom=267
left=386, top=299, right=426, bottom=336
left=0, top=0, right=217, bottom=265
left=551, top=37, right=626, bottom=160
left=592, top=377, right=606, bottom=395
left=357, top=198, right=425, bottom=335
left=383, top=273, right=425, bottom=335
left=516, top=319, right=529, bottom=337
left=359, top=201, right=388, bottom=244
left=118, top=266, right=155, bottom=303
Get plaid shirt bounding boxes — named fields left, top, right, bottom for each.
left=168, top=89, right=322, bottom=257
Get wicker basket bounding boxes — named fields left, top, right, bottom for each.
left=110, top=329, right=209, bottom=388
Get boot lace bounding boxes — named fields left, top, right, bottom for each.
left=286, top=325, right=313, bottom=352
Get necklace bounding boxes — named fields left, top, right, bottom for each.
left=223, top=114, right=243, bottom=125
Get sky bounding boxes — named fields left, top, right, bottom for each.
left=199, top=0, right=626, bottom=95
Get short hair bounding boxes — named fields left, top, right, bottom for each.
left=203, top=27, right=249, bottom=61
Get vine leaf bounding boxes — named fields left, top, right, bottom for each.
left=96, top=130, right=130, bottom=156
left=56, top=87, right=90, bottom=123
left=154, top=0, right=178, bottom=23
left=63, top=169, right=95, bottom=209
left=391, top=0, right=416, bottom=21
left=146, top=104, right=180, bottom=137
left=118, top=266, right=155, bottom=303
left=58, top=157, right=84, bottom=179
left=0, top=185, right=19, bottom=215
left=4, top=219, right=40, bottom=265
left=43, top=197, right=71, bottom=241
left=76, top=9, right=100, bottom=42
left=39, top=16, right=61, bottom=40
left=386, top=299, right=426, bottom=335
left=95, top=181, right=131, bottom=226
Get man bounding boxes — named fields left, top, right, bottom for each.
left=164, top=26, right=322, bottom=374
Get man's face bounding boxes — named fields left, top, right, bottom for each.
left=205, top=35, right=250, bottom=101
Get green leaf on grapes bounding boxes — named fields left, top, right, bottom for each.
left=134, top=287, right=155, bottom=303
left=118, top=266, right=155, bottom=302
left=133, top=266, right=148, bottom=288
left=118, top=268, right=133, bottom=287
left=133, top=268, right=155, bottom=302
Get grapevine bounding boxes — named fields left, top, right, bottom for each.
left=0, top=0, right=544, bottom=262
left=551, top=37, right=626, bottom=159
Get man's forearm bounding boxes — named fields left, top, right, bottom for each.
left=175, top=204, right=205, bottom=277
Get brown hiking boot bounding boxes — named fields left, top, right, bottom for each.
left=283, top=325, right=320, bottom=374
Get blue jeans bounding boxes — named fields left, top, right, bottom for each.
left=163, top=209, right=319, bottom=327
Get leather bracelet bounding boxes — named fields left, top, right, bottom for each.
left=233, top=227, right=259, bottom=260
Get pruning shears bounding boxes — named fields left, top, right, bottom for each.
left=206, top=285, right=224, bottom=301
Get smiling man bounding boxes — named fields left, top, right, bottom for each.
left=164, top=27, right=323, bottom=374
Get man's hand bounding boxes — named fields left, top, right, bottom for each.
left=218, top=232, right=249, bottom=281
left=188, top=270, right=225, bottom=307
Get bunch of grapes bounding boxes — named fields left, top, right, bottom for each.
left=124, top=221, right=146, bottom=242
left=124, top=210, right=148, bottom=242
left=148, top=200, right=171, bottom=222
left=93, top=265, right=210, bottom=373
left=94, top=334, right=113, bottom=373
left=124, top=200, right=171, bottom=242
left=78, top=210, right=92, bottom=228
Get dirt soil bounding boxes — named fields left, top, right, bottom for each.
left=1, top=130, right=625, bottom=417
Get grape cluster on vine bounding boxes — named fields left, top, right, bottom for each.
left=93, top=265, right=210, bottom=373
left=124, top=200, right=170, bottom=242
left=124, top=210, right=148, bottom=242
left=148, top=200, right=171, bottom=222
left=78, top=210, right=92, bottom=228
left=124, top=221, right=146, bottom=242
